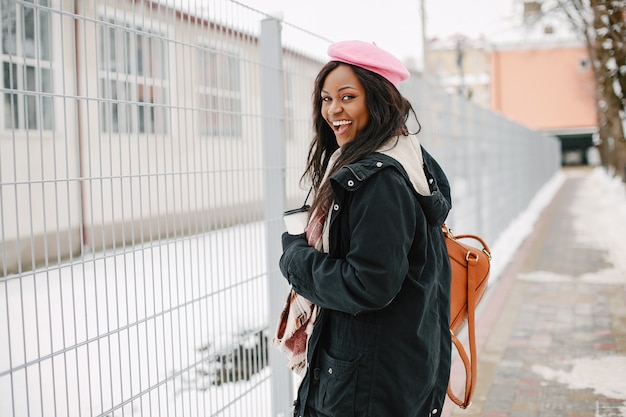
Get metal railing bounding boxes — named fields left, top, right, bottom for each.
left=0, top=0, right=560, bottom=416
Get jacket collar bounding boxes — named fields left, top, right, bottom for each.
left=330, top=152, right=451, bottom=226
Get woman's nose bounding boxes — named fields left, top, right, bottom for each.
left=328, top=101, right=341, bottom=115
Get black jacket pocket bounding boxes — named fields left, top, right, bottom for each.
left=312, top=348, right=361, bottom=416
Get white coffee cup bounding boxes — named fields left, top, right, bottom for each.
left=283, top=206, right=310, bottom=235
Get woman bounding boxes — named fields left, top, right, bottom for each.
left=276, top=40, right=452, bottom=417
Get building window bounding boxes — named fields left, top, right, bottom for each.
left=197, top=48, right=242, bottom=137
left=98, top=19, right=169, bottom=134
left=578, top=57, right=591, bottom=72
left=472, top=54, right=485, bottom=69
left=1, top=0, right=53, bottom=131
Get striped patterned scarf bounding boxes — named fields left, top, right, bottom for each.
left=272, top=149, right=340, bottom=376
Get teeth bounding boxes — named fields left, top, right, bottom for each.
left=332, top=120, right=351, bottom=126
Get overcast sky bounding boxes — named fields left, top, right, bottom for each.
left=237, top=0, right=518, bottom=68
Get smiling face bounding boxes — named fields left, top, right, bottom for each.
left=321, top=64, right=369, bottom=147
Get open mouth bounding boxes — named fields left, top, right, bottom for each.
left=332, top=120, right=352, bottom=134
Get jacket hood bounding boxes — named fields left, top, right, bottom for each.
left=377, top=135, right=452, bottom=226
left=377, top=135, right=430, bottom=196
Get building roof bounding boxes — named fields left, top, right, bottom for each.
left=429, top=1, right=585, bottom=51
left=492, top=7, right=584, bottom=50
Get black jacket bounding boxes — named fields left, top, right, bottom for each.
left=280, top=147, right=452, bottom=417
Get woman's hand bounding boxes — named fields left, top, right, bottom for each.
left=281, top=231, right=307, bottom=251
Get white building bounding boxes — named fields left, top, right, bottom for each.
left=0, top=0, right=321, bottom=275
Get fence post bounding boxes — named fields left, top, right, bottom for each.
left=261, top=16, right=293, bottom=417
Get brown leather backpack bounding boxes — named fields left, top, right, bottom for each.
left=442, top=224, right=492, bottom=408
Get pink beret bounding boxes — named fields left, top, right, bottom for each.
left=327, top=40, right=410, bottom=88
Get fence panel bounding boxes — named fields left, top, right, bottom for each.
left=0, top=1, right=560, bottom=416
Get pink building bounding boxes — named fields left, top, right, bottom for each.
left=491, top=46, right=595, bottom=132
left=491, top=40, right=597, bottom=164
left=427, top=1, right=599, bottom=165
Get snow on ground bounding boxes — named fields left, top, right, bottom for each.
left=515, top=168, right=626, bottom=415
left=518, top=168, right=626, bottom=285
left=1, top=224, right=272, bottom=417
left=486, top=169, right=566, bottom=286
left=532, top=356, right=626, bottom=400
left=2, top=167, right=625, bottom=416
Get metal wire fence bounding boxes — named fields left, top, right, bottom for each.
left=0, top=0, right=560, bottom=416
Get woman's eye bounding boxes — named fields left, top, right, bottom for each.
left=321, top=96, right=331, bottom=102
left=342, top=94, right=354, bottom=101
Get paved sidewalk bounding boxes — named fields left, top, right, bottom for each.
left=443, top=167, right=626, bottom=417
